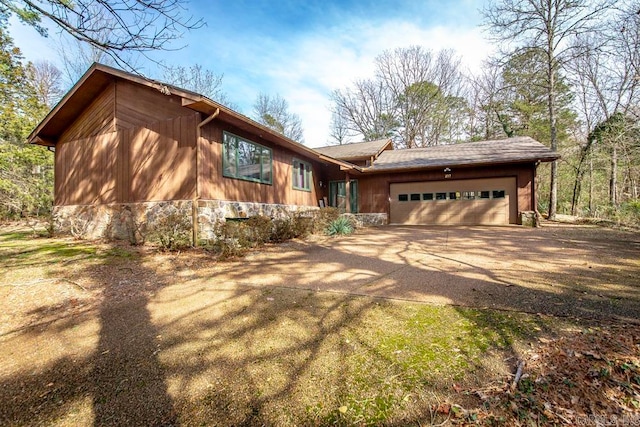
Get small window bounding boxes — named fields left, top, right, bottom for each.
left=292, top=158, right=312, bottom=191
left=463, top=191, right=476, bottom=200
left=480, top=191, right=490, bottom=199
left=423, top=193, right=434, bottom=201
left=398, top=194, right=409, bottom=201
left=492, top=190, right=505, bottom=199
left=435, top=192, right=447, bottom=200
left=410, top=193, right=420, bottom=201
left=449, top=192, right=460, bottom=200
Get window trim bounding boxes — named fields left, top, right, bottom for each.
left=222, top=131, right=272, bottom=185
left=292, top=158, right=312, bottom=191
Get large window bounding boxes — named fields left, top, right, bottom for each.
left=292, top=158, right=312, bottom=191
left=223, top=132, right=272, bottom=184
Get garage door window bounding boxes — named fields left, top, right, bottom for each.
left=398, top=194, right=409, bottom=201
left=436, top=192, right=447, bottom=200
left=410, top=193, right=421, bottom=201
left=423, top=193, right=433, bottom=201
left=449, top=192, right=460, bottom=200
left=493, top=190, right=505, bottom=199
left=463, top=191, right=476, bottom=200
left=480, top=191, right=490, bottom=199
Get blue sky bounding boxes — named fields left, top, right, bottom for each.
left=9, top=0, right=491, bottom=147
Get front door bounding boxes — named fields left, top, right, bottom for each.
left=329, top=180, right=358, bottom=213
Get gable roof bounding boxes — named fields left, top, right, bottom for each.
left=367, top=137, right=559, bottom=172
left=314, top=139, right=392, bottom=161
left=28, top=63, right=358, bottom=171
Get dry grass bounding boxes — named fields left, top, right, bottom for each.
left=0, top=223, right=638, bottom=426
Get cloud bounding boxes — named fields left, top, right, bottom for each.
left=242, top=20, right=494, bottom=147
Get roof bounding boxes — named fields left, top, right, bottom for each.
left=367, top=137, right=559, bottom=172
left=314, top=139, right=393, bottom=161
left=28, top=63, right=358, bottom=171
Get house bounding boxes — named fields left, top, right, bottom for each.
left=29, top=63, right=559, bottom=241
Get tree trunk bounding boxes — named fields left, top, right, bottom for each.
left=609, top=143, right=617, bottom=206
left=589, top=151, right=594, bottom=215
left=547, top=50, right=558, bottom=220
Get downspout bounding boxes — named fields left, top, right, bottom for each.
left=193, top=108, right=220, bottom=246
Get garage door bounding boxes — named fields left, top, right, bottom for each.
left=389, top=177, right=517, bottom=225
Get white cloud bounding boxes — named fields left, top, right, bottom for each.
left=247, top=20, right=494, bottom=147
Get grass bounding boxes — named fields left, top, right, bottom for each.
left=0, top=224, right=628, bottom=426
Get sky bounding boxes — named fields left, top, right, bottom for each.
left=9, top=0, right=493, bottom=147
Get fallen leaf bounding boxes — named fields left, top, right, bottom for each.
left=338, top=406, right=347, bottom=414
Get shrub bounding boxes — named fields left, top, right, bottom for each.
left=291, top=212, right=314, bottom=238
left=313, top=207, right=340, bottom=234
left=149, top=212, right=192, bottom=251
left=270, top=217, right=295, bottom=243
left=326, top=216, right=354, bottom=236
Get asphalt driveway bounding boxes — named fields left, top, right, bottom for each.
left=216, top=223, right=640, bottom=322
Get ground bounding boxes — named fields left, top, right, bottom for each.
left=0, top=222, right=638, bottom=426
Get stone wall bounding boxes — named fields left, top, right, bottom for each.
left=341, top=213, right=388, bottom=227
left=54, top=201, right=193, bottom=241
left=196, top=199, right=319, bottom=241
left=54, top=199, right=389, bottom=242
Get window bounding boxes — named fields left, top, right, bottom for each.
left=435, top=192, right=447, bottom=200
left=223, top=132, right=272, bottom=184
left=492, top=190, right=505, bottom=199
left=480, top=191, right=490, bottom=199
left=463, top=191, right=476, bottom=200
left=423, top=193, right=434, bottom=201
left=410, top=193, right=421, bottom=201
left=449, top=191, right=460, bottom=200
left=292, top=158, right=312, bottom=191
left=399, top=194, right=409, bottom=202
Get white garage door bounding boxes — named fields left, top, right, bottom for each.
left=390, top=177, right=517, bottom=225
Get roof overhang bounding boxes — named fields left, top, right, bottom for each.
left=361, top=156, right=559, bottom=174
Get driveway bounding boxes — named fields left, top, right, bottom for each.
left=213, top=223, right=640, bottom=322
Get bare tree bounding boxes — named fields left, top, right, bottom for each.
left=331, top=47, right=467, bottom=148
left=331, top=79, right=397, bottom=143
left=162, top=64, right=233, bottom=106
left=483, top=0, right=613, bottom=219
left=328, top=108, right=354, bottom=145
left=1, top=0, right=203, bottom=70
left=26, top=60, right=63, bottom=108
left=253, top=93, right=304, bottom=143
left=565, top=1, right=640, bottom=213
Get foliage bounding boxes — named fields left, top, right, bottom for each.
left=325, top=216, right=354, bottom=236
left=148, top=211, right=192, bottom=251
left=312, top=207, right=340, bottom=234
left=0, top=21, right=52, bottom=219
left=253, top=93, right=305, bottom=142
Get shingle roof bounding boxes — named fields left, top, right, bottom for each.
left=368, top=137, right=559, bottom=171
left=314, top=139, right=392, bottom=160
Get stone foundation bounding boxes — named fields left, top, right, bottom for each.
left=54, top=199, right=389, bottom=242
left=53, top=201, right=193, bottom=241
left=196, top=199, right=319, bottom=241
left=519, top=211, right=539, bottom=227
left=341, top=213, right=388, bottom=227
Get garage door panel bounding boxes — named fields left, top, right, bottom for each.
left=390, top=178, right=516, bottom=225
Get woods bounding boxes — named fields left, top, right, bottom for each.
left=328, top=0, right=639, bottom=225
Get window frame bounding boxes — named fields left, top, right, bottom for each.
left=292, top=158, right=312, bottom=191
left=222, top=131, right=273, bottom=185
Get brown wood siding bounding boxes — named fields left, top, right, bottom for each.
left=55, top=114, right=197, bottom=205
left=199, top=122, right=323, bottom=207
left=59, top=83, right=116, bottom=143
left=115, top=80, right=192, bottom=130
left=329, top=164, right=535, bottom=217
